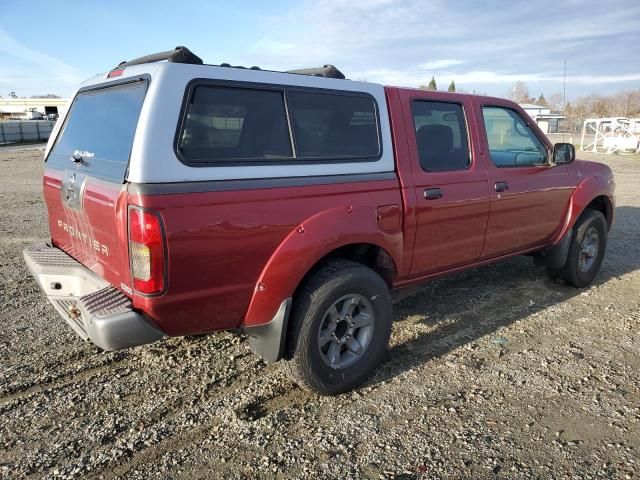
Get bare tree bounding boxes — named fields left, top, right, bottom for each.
left=504, top=87, right=640, bottom=132
left=547, top=93, right=564, bottom=112
left=607, top=90, right=640, bottom=117
left=509, top=81, right=530, bottom=103
left=592, top=97, right=609, bottom=118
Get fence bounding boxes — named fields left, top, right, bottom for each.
left=0, top=120, right=56, bottom=145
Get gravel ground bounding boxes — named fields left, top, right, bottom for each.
left=0, top=147, right=639, bottom=479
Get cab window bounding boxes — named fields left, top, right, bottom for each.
left=411, top=101, right=470, bottom=172
left=482, top=107, right=548, bottom=167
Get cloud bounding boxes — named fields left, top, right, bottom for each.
left=420, top=59, right=464, bottom=70
left=348, top=66, right=640, bottom=90
left=2, top=0, right=638, bottom=97
left=242, top=0, right=640, bottom=96
left=249, top=39, right=296, bottom=55
left=0, top=28, right=84, bottom=96
left=445, top=71, right=640, bottom=85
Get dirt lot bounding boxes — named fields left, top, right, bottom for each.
left=0, top=147, right=638, bottom=479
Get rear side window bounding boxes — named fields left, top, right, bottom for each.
left=179, top=86, right=292, bottom=162
left=287, top=91, right=379, bottom=159
left=411, top=101, right=470, bottom=172
left=482, top=107, right=548, bottom=167
left=177, top=84, right=381, bottom=165
left=47, top=81, right=147, bottom=182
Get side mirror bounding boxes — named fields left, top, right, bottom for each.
left=553, top=143, right=575, bottom=164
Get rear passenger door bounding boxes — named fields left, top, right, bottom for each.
left=473, top=100, right=574, bottom=258
left=399, top=91, right=491, bottom=276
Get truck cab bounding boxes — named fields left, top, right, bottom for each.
left=24, top=47, right=615, bottom=395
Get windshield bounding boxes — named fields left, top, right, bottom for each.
left=47, top=80, right=147, bottom=182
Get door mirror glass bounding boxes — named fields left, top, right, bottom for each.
left=553, top=143, right=575, bottom=164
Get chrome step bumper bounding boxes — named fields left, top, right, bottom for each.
left=23, top=243, right=164, bottom=351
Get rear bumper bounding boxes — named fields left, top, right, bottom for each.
left=23, top=242, right=164, bottom=351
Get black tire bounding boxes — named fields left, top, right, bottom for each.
left=282, top=260, right=392, bottom=395
left=548, top=209, right=607, bottom=287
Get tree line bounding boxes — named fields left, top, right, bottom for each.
left=419, top=77, right=456, bottom=92
left=420, top=78, right=640, bottom=130
left=508, top=80, right=640, bottom=130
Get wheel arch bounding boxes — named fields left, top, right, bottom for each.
left=294, top=242, right=398, bottom=293
left=584, top=195, right=614, bottom=230
left=242, top=204, right=403, bottom=329
left=559, top=174, right=615, bottom=242
left=242, top=240, right=399, bottom=363
left=540, top=191, right=613, bottom=270
left=246, top=239, right=400, bottom=328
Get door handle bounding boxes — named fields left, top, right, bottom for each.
left=424, top=187, right=442, bottom=200
left=494, top=181, right=509, bottom=192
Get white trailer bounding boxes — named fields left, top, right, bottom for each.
left=580, top=117, right=640, bottom=155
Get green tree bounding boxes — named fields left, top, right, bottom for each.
left=448, top=80, right=456, bottom=92
left=427, top=76, right=437, bottom=91
left=536, top=93, right=548, bottom=107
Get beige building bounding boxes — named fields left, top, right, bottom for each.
left=0, top=97, right=70, bottom=120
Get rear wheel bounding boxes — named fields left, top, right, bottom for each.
left=282, top=260, right=392, bottom=395
left=548, top=209, right=607, bottom=287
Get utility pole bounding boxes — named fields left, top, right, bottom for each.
left=562, top=59, right=567, bottom=142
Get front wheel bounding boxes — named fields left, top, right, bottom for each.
left=548, top=209, right=608, bottom=287
left=282, top=260, right=392, bottom=395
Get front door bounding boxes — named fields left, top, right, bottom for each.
left=473, top=100, right=575, bottom=259
left=400, top=91, right=491, bottom=276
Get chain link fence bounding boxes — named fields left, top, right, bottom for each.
left=0, top=120, right=56, bottom=145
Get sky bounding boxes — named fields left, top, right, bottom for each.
left=1, top=0, right=639, bottom=100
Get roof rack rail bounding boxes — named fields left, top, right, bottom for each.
left=115, top=46, right=203, bottom=69
left=285, top=65, right=345, bottom=79
left=111, top=47, right=346, bottom=80
left=219, top=63, right=263, bottom=71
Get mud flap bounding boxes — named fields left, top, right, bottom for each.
left=534, top=229, right=573, bottom=270
left=244, top=298, right=291, bottom=363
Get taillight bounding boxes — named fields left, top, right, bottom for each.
left=128, top=207, right=166, bottom=294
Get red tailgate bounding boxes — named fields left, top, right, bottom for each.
left=44, top=167, right=131, bottom=293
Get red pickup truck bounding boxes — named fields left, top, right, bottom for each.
left=24, top=47, right=615, bottom=394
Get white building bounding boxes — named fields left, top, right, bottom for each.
left=519, top=103, right=565, bottom=134
left=0, top=97, right=69, bottom=120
